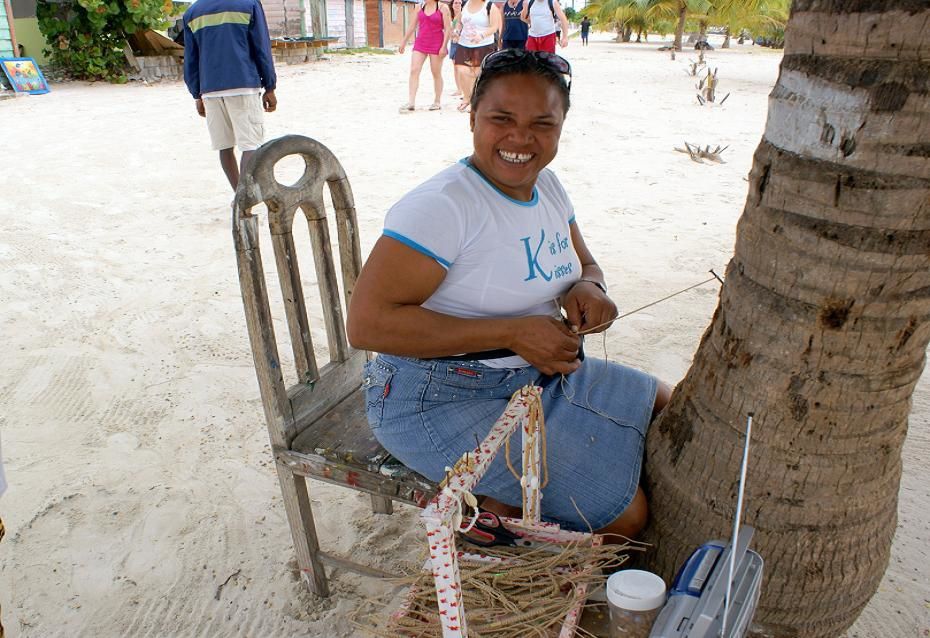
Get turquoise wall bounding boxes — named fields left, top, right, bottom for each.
left=0, top=2, right=14, bottom=59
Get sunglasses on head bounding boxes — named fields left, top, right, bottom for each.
left=479, top=49, right=572, bottom=91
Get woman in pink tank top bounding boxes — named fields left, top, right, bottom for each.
left=398, top=0, right=453, bottom=111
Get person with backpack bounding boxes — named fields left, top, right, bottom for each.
left=500, top=0, right=529, bottom=50
left=520, top=0, right=569, bottom=53
left=453, top=0, right=503, bottom=111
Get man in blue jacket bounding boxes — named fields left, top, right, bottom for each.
left=183, top=0, right=278, bottom=190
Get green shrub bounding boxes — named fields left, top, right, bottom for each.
left=37, top=0, right=175, bottom=81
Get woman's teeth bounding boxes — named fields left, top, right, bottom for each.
left=498, top=150, right=533, bottom=164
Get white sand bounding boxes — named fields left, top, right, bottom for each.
left=1, top=33, right=927, bottom=637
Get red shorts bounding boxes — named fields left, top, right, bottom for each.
left=526, top=33, right=557, bottom=53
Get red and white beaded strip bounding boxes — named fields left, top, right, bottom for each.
left=417, top=385, right=595, bottom=638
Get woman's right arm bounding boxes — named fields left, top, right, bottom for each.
left=399, top=12, right=419, bottom=53
left=347, top=236, right=581, bottom=374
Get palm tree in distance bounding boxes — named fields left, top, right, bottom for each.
left=583, top=0, right=789, bottom=49
left=713, top=0, right=789, bottom=47
left=645, top=0, right=698, bottom=51
left=584, top=0, right=665, bottom=43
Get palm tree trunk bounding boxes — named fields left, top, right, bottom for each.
left=644, top=1, right=930, bottom=636
left=673, top=1, right=686, bottom=51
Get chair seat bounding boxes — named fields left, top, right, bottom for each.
left=284, top=389, right=436, bottom=507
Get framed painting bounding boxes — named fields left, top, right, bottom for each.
left=0, top=58, right=50, bottom=95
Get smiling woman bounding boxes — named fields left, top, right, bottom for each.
left=346, top=50, right=670, bottom=538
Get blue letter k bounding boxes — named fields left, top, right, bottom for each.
left=520, top=229, right=552, bottom=282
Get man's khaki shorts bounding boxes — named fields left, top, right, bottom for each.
left=204, top=93, right=264, bottom=152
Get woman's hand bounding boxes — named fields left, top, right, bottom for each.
left=508, top=316, right=582, bottom=376
left=562, top=281, right=617, bottom=334
left=399, top=42, right=407, bottom=54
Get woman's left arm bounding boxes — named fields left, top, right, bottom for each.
left=563, top=221, right=617, bottom=333
left=441, top=4, right=452, bottom=53
left=486, top=5, right=503, bottom=40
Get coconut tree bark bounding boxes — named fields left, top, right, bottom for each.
left=643, top=1, right=930, bottom=637
left=673, top=1, right=687, bottom=50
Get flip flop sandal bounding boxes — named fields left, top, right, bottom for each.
left=399, top=103, right=415, bottom=112
left=428, top=103, right=441, bottom=111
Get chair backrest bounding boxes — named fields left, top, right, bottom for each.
left=232, top=135, right=366, bottom=450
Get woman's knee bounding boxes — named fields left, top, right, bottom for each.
left=598, top=486, right=648, bottom=540
left=652, top=381, right=672, bottom=418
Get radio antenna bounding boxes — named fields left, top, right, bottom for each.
left=722, top=411, right=754, bottom=637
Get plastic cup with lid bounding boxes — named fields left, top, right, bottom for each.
left=605, top=569, right=667, bottom=638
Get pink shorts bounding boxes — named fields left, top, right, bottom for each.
left=526, top=33, right=557, bottom=53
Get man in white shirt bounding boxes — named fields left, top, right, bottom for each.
left=521, top=0, right=569, bottom=53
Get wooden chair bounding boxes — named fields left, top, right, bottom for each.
left=232, top=135, right=436, bottom=596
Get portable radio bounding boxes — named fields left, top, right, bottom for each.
left=650, top=412, right=764, bottom=638
left=648, top=525, right=763, bottom=638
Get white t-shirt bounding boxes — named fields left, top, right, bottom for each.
left=202, top=87, right=261, bottom=98
left=459, top=2, right=496, bottom=48
left=527, top=0, right=557, bottom=37
left=383, top=160, right=580, bottom=367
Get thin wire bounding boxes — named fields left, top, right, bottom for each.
left=552, top=274, right=721, bottom=435
left=577, top=275, right=719, bottom=336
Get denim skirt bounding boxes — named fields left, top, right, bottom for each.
left=364, top=354, right=658, bottom=531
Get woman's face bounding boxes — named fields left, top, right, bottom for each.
left=453, top=0, right=461, bottom=9
left=469, top=73, right=566, bottom=202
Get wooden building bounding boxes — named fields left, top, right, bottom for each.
left=261, top=0, right=367, bottom=47
left=363, top=0, right=419, bottom=48
left=6, top=0, right=52, bottom=63
left=261, top=0, right=303, bottom=37
left=1, top=0, right=17, bottom=59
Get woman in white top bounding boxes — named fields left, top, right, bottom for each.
left=452, top=0, right=502, bottom=111
left=348, top=50, right=671, bottom=538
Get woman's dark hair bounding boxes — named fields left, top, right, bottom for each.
left=470, top=53, right=571, bottom=114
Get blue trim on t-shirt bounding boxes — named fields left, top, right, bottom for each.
left=459, top=158, right=539, bottom=207
left=568, top=214, right=576, bottom=224
left=383, top=230, right=452, bottom=269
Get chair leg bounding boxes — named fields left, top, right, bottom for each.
left=276, top=465, right=330, bottom=596
left=370, top=495, right=394, bottom=515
